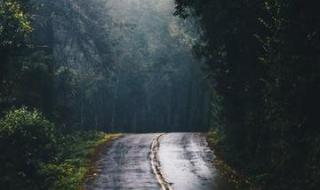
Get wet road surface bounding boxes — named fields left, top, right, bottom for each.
left=85, top=133, right=235, bottom=190
left=158, top=133, right=216, bottom=190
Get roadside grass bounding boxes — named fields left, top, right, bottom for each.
left=207, top=129, right=255, bottom=190
left=43, top=131, right=121, bottom=190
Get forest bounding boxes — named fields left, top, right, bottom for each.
left=0, top=0, right=209, bottom=133
left=1, top=0, right=320, bottom=190
left=174, top=0, right=320, bottom=190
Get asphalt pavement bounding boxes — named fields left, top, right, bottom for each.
left=85, top=133, right=235, bottom=190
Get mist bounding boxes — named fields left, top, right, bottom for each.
left=41, top=0, right=209, bottom=132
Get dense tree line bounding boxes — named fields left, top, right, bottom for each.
left=1, top=0, right=209, bottom=132
left=1, top=0, right=211, bottom=188
left=174, top=0, right=320, bottom=189
left=0, top=1, right=104, bottom=188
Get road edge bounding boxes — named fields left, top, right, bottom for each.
left=82, top=133, right=123, bottom=190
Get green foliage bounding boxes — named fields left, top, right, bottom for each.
left=0, top=107, right=56, bottom=190
left=41, top=131, right=118, bottom=190
left=0, top=107, right=117, bottom=190
left=0, top=0, right=32, bottom=49
left=207, top=128, right=225, bottom=147
left=175, top=0, right=320, bottom=189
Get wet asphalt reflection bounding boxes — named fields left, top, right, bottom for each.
left=85, top=133, right=236, bottom=190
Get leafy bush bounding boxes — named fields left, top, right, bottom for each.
left=48, top=131, right=115, bottom=190
left=0, top=108, right=56, bottom=190
left=208, top=128, right=225, bottom=147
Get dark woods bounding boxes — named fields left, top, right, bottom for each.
left=174, top=0, right=320, bottom=189
left=1, top=0, right=208, bottom=189
left=1, top=0, right=320, bottom=189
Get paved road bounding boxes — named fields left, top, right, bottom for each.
left=85, top=133, right=234, bottom=190
left=158, top=133, right=216, bottom=190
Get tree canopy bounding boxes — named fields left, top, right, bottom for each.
left=174, top=0, right=320, bottom=189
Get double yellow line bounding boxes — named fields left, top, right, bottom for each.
left=150, top=133, right=174, bottom=190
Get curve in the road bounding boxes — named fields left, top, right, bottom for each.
left=85, top=133, right=234, bottom=190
